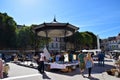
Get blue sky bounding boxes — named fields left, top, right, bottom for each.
left=0, top=0, right=120, bottom=39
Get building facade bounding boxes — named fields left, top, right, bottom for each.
left=101, top=33, right=120, bottom=51
left=48, top=37, right=64, bottom=53
left=48, top=37, right=74, bottom=53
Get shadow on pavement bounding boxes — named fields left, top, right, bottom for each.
left=91, top=63, right=115, bottom=74
left=42, top=72, right=51, bottom=80
left=46, top=62, right=115, bottom=76
left=83, top=76, right=100, bottom=80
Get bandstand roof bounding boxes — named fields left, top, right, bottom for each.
left=32, top=19, right=79, bottom=37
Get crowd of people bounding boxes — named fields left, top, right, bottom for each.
left=0, top=50, right=106, bottom=79
left=49, top=52, right=65, bottom=63
left=33, top=50, right=105, bottom=78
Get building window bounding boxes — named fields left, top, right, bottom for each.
left=116, top=45, right=118, bottom=48
left=51, top=43, right=54, bottom=48
left=55, top=38, right=57, bottom=41
left=56, top=43, right=58, bottom=48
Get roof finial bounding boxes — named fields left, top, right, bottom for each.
left=53, top=15, right=57, bottom=22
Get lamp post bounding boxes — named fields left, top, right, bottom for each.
left=97, top=35, right=100, bottom=50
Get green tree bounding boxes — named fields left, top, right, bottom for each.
left=16, top=26, right=48, bottom=50
left=0, top=12, right=17, bottom=49
left=80, top=32, right=93, bottom=49
left=72, top=31, right=83, bottom=50
left=16, top=26, right=40, bottom=50
left=65, top=31, right=83, bottom=50
left=85, top=31, right=97, bottom=49
left=65, top=31, right=97, bottom=50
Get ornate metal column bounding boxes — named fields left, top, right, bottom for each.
left=45, top=30, right=49, bottom=50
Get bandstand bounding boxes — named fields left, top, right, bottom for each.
left=32, top=18, right=79, bottom=51
left=32, top=18, right=79, bottom=72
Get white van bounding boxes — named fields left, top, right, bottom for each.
left=82, top=49, right=101, bottom=61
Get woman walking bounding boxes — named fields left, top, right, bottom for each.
left=85, top=52, right=94, bottom=78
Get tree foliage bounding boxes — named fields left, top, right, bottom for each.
left=85, top=31, right=97, bottom=48
left=80, top=32, right=93, bottom=49
left=16, top=26, right=33, bottom=49
left=0, top=12, right=17, bottom=49
left=65, top=31, right=97, bottom=50
left=16, top=26, right=47, bottom=50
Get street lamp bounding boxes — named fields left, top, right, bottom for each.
left=97, top=35, right=100, bottom=50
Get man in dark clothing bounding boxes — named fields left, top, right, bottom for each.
left=100, top=52, right=105, bottom=66
left=98, top=51, right=105, bottom=66
left=59, top=54, right=65, bottom=63
left=98, top=52, right=101, bottom=65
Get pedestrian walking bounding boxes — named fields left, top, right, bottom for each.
left=38, top=51, right=46, bottom=74
left=78, top=50, right=86, bottom=77
left=97, top=51, right=101, bottom=65
left=98, top=51, right=105, bottom=66
left=100, top=51, right=105, bottom=66
left=0, top=54, right=3, bottom=79
left=85, top=52, right=94, bottom=78
left=69, top=50, right=73, bottom=62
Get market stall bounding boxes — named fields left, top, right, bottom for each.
left=45, top=61, right=79, bottom=72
